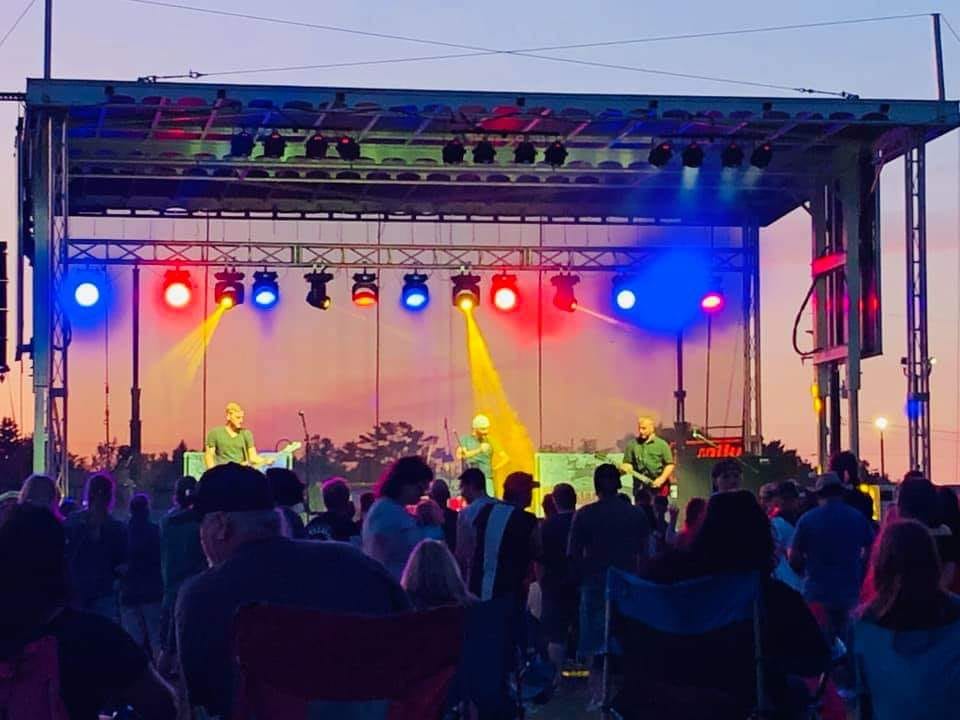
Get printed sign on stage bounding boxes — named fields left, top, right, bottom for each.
left=535, top=452, right=625, bottom=509
left=183, top=451, right=293, bottom=478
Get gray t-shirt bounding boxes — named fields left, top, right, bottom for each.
left=205, top=426, right=254, bottom=466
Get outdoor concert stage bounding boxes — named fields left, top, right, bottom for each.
left=13, top=77, right=959, bottom=490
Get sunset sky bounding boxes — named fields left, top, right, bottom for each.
left=0, top=0, right=958, bottom=481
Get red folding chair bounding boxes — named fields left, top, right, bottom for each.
left=231, top=604, right=464, bottom=720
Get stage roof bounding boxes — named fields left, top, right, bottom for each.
left=24, top=78, right=960, bottom=226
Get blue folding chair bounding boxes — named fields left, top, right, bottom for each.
left=602, top=569, right=770, bottom=720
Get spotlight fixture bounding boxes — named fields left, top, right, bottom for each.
left=305, top=270, right=334, bottom=310
left=648, top=142, right=673, bottom=168
left=74, top=281, right=101, bottom=308
left=336, top=135, right=361, bottom=161
left=681, top=142, right=704, bottom=169
left=721, top=142, right=744, bottom=168
left=491, top=273, right=520, bottom=312
left=442, top=138, right=467, bottom=165
left=514, top=140, right=536, bottom=165
left=162, top=269, right=193, bottom=309
left=551, top=273, right=580, bottom=312
left=452, top=272, right=481, bottom=311
left=351, top=272, right=379, bottom=307
left=229, top=129, right=254, bottom=157
left=251, top=270, right=279, bottom=309
left=544, top=139, right=568, bottom=168
left=305, top=132, right=329, bottom=160
left=262, top=129, right=286, bottom=159
left=401, top=272, right=430, bottom=310
left=213, top=269, right=245, bottom=309
left=750, top=143, right=773, bottom=169
left=700, top=289, right=725, bottom=314
left=472, top=138, right=496, bottom=164
left=612, top=275, right=636, bottom=311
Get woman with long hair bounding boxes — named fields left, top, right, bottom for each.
left=401, top=539, right=475, bottom=610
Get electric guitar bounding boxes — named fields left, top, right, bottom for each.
left=244, top=441, right=302, bottom=469
left=592, top=452, right=661, bottom=489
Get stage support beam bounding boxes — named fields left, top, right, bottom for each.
left=130, top=266, right=142, bottom=486
left=741, top=224, right=762, bottom=455
left=904, top=139, right=932, bottom=479
left=838, top=158, right=864, bottom=462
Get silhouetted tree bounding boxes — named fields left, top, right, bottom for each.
left=338, top=421, right=440, bottom=486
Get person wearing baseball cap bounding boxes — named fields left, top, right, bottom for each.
left=789, top=471, right=875, bottom=653
left=177, top=463, right=410, bottom=718
left=456, top=413, right=509, bottom=495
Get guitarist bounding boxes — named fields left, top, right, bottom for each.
left=620, top=417, right=675, bottom=498
left=204, top=402, right=266, bottom=469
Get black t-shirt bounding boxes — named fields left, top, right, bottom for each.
left=305, top=511, right=361, bottom=542
left=38, top=608, right=148, bottom=720
left=569, top=498, right=651, bottom=581
left=538, top=512, right=575, bottom=591
left=470, top=503, right=538, bottom=601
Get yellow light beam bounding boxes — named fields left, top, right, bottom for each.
left=463, top=309, right=537, bottom=499
left=148, top=304, right=228, bottom=392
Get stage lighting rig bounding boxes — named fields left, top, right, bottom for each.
left=491, top=273, right=519, bottom=312
left=162, top=269, right=193, bottom=309
left=252, top=271, right=279, bottom=309
left=612, top=275, right=636, bottom=310
left=442, top=138, right=467, bottom=164
left=337, top=136, right=361, bottom=161
left=750, top=143, right=773, bottom=169
left=721, top=142, right=744, bottom=168
left=305, top=132, right=329, bottom=159
left=681, top=142, right=704, bottom=168
left=452, top=272, right=481, bottom=311
left=401, top=273, right=430, bottom=310
left=514, top=140, right=536, bottom=164
left=305, top=270, right=334, bottom=310
left=700, top=288, right=725, bottom=313
left=544, top=140, right=568, bottom=167
left=648, top=141, right=673, bottom=167
left=74, top=281, right=100, bottom=308
left=214, top=269, right=245, bottom=309
left=472, top=138, right=496, bottom=164
left=351, top=272, right=379, bottom=307
left=551, top=273, right=580, bottom=312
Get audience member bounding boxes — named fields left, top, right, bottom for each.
left=766, top=481, right=803, bottom=592
left=176, top=463, right=410, bottom=718
left=158, top=477, right=205, bottom=672
left=568, top=464, right=651, bottom=709
left=855, top=520, right=960, bottom=720
left=305, top=476, right=360, bottom=542
left=59, top=496, right=77, bottom=519
left=470, top=471, right=539, bottom=603
left=621, top=491, right=830, bottom=719
left=266, top=467, right=307, bottom=539
left=362, top=456, right=434, bottom=580
left=895, top=474, right=958, bottom=588
left=0, top=505, right=177, bottom=720
left=937, top=486, right=960, bottom=537
left=542, top=492, right=557, bottom=519
left=19, top=473, right=62, bottom=519
left=536, top=482, right=577, bottom=673
left=428, top=478, right=458, bottom=551
left=789, top=472, right=875, bottom=648
left=674, top=496, right=706, bottom=548
left=0, top=489, right=17, bottom=526
left=455, top=467, right=496, bottom=580
left=711, top=458, right=742, bottom=493
left=829, top=451, right=860, bottom=487
left=415, top=497, right=447, bottom=541
left=633, top=486, right=657, bottom=530
left=401, top=538, right=474, bottom=610
left=120, top=494, right=164, bottom=658
left=64, top=473, right=128, bottom=620
left=359, top=491, right=376, bottom=523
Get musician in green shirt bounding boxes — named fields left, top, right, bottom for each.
left=620, top=417, right=675, bottom=497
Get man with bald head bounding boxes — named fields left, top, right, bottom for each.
left=620, top=416, right=674, bottom=498
left=204, top=402, right=264, bottom=469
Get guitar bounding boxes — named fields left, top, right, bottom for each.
left=592, top=452, right=660, bottom=489
left=244, top=441, right=302, bottom=469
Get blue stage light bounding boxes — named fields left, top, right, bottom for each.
left=401, top=273, right=430, bottom=311
left=251, top=271, right=279, bottom=309
left=612, top=275, right=636, bottom=311
left=74, top=281, right=101, bottom=308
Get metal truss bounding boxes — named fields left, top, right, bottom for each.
left=740, top=226, right=762, bottom=454
left=66, top=239, right=747, bottom=273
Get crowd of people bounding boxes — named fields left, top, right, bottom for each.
left=2, top=449, right=959, bottom=719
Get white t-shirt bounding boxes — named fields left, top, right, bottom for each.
left=361, top=497, right=425, bottom=580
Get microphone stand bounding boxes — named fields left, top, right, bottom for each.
left=299, top=411, right=312, bottom=515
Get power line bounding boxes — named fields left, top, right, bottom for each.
left=943, top=15, right=960, bottom=45
left=124, top=1, right=927, bottom=95
left=0, top=0, right=38, bottom=53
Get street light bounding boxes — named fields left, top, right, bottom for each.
left=874, top=417, right=888, bottom=479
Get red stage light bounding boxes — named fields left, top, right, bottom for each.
left=700, top=291, right=724, bottom=313
left=163, top=269, right=192, bottom=309
left=491, top=273, right=519, bottom=312
left=352, top=272, right=378, bottom=307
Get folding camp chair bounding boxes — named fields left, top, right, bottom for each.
left=232, top=603, right=464, bottom=720
left=601, top=569, right=771, bottom=720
